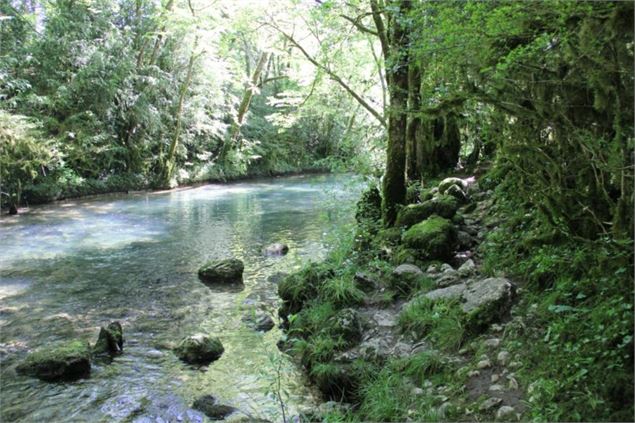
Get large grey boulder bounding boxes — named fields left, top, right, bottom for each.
left=424, top=283, right=467, bottom=301
left=174, top=334, right=224, bottom=364
left=16, top=340, right=91, bottom=381
left=198, top=259, right=244, bottom=284
left=462, top=277, right=515, bottom=314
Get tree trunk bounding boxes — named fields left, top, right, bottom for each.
left=161, top=37, right=199, bottom=186
left=381, top=0, right=410, bottom=226
left=406, top=62, right=421, bottom=181
left=220, top=51, right=269, bottom=160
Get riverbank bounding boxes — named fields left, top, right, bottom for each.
left=4, top=166, right=331, bottom=214
left=276, top=172, right=634, bottom=421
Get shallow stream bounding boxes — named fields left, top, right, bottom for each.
left=0, top=174, right=361, bottom=422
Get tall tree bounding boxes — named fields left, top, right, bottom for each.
left=370, top=0, right=410, bottom=225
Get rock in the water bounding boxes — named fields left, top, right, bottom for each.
left=93, top=321, right=124, bottom=356
left=462, top=278, right=516, bottom=322
left=393, top=264, right=423, bottom=277
left=263, top=243, right=289, bottom=256
left=402, top=216, right=457, bottom=261
left=174, top=334, right=224, bottom=364
left=198, top=259, right=244, bottom=284
left=242, top=311, right=275, bottom=332
left=16, top=340, right=91, bottom=381
left=395, top=196, right=459, bottom=228
left=192, top=395, right=236, bottom=420
left=438, top=177, right=468, bottom=194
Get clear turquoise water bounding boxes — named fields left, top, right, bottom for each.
left=0, top=174, right=361, bottom=422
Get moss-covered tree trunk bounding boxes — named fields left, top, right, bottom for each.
left=406, top=62, right=422, bottom=181
left=381, top=0, right=411, bottom=226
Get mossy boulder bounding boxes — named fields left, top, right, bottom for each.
left=198, top=258, right=244, bottom=284
left=16, top=340, right=91, bottom=381
left=402, top=216, right=457, bottom=261
left=463, top=278, right=516, bottom=333
left=438, top=177, right=467, bottom=194
left=174, top=334, right=224, bottom=364
left=395, top=195, right=459, bottom=228
left=93, top=321, right=124, bottom=356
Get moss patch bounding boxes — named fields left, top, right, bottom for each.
left=402, top=215, right=457, bottom=261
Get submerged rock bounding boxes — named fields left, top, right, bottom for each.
left=93, top=321, right=124, bottom=356
left=16, top=340, right=91, bottom=381
left=242, top=311, right=275, bottom=332
left=198, top=259, right=244, bottom=284
left=192, top=395, right=236, bottom=420
left=174, top=334, right=224, bottom=364
left=263, top=243, right=289, bottom=256
left=402, top=216, right=457, bottom=261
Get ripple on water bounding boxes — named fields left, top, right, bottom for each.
left=0, top=174, right=362, bottom=422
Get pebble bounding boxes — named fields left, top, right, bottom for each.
left=477, top=359, right=492, bottom=369
left=496, top=405, right=516, bottom=420
left=489, top=384, right=504, bottom=392
left=491, top=374, right=500, bottom=383
left=508, top=360, right=521, bottom=369
left=479, top=397, right=503, bottom=411
left=484, top=338, right=501, bottom=348
left=497, top=351, right=511, bottom=366
left=467, top=370, right=480, bottom=377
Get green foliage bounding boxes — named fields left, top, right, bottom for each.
left=399, top=297, right=466, bottom=352
left=0, top=111, right=58, bottom=207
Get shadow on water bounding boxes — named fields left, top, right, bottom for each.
left=0, top=173, right=362, bottom=422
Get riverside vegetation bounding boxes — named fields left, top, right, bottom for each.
left=1, top=0, right=633, bottom=422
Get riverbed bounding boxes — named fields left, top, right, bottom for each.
left=0, top=174, right=361, bottom=422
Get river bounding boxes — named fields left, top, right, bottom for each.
left=0, top=174, right=361, bottom=422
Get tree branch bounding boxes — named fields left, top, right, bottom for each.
left=266, top=23, right=387, bottom=128
left=340, top=14, right=378, bottom=36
